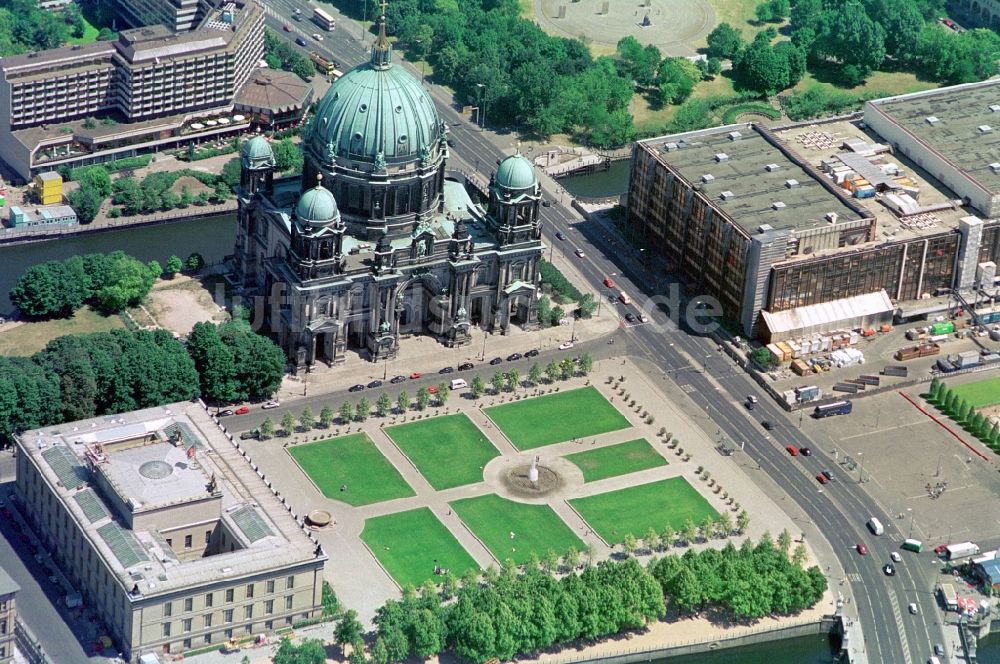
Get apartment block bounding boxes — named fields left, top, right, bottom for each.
left=14, top=400, right=327, bottom=662
left=118, top=0, right=211, bottom=33
left=627, top=79, right=1000, bottom=339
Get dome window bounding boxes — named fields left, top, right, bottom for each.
left=394, top=105, right=402, bottom=113
left=398, top=134, right=408, bottom=144
left=359, top=104, right=368, bottom=113
left=353, top=132, right=363, bottom=141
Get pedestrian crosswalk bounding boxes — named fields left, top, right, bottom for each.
left=887, top=587, right=912, bottom=664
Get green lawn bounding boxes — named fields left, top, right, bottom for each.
left=951, top=377, right=1000, bottom=409
left=0, top=306, right=123, bottom=356
left=485, top=386, right=631, bottom=450
left=570, top=478, right=719, bottom=545
left=386, top=414, right=498, bottom=490
left=68, top=17, right=101, bottom=46
left=450, top=494, right=584, bottom=565
left=564, top=438, right=667, bottom=482
left=361, top=508, right=479, bottom=587
left=289, top=433, right=415, bottom=506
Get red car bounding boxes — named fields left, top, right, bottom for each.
left=234, top=406, right=250, bottom=415
left=409, top=371, right=422, bottom=379
left=815, top=473, right=829, bottom=484
left=786, top=445, right=798, bottom=456
left=603, top=276, right=616, bottom=289
left=934, top=544, right=948, bottom=556
left=283, top=24, right=293, bottom=32
left=856, top=543, right=868, bottom=555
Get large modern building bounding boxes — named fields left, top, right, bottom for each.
left=118, top=0, right=211, bottom=33
left=0, top=568, right=16, bottom=664
left=13, top=400, right=327, bottom=662
left=0, top=0, right=278, bottom=182
left=233, top=15, right=545, bottom=369
left=626, top=79, right=1000, bottom=339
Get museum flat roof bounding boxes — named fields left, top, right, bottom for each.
left=640, top=124, right=870, bottom=235
left=18, top=401, right=324, bottom=597
left=867, top=80, right=1000, bottom=199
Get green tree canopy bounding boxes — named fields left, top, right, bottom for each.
left=706, top=22, right=743, bottom=60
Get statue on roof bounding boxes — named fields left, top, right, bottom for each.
left=419, top=145, right=431, bottom=167
left=326, top=140, right=336, bottom=161
left=379, top=319, right=391, bottom=335
left=374, top=150, right=387, bottom=173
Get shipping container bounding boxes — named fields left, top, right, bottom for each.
left=858, top=375, right=880, bottom=386
left=917, top=343, right=941, bottom=357
left=791, top=359, right=810, bottom=376
left=882, top=365, right=909, bottom=377
left=766, top=343, right=784, bottom=363
left=930, top=321, right=955, bottom=335
left=833, top=383, right=860, bottom=393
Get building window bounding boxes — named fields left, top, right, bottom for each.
left=265, top=620, right=273, bottom=631
left=285, top=617, right=293, bottom=626
left=204, top=634, right=212, bottom=645
left=184, top=598, right=193, bottom=612
left=183, top=619, right=192, bottom=633
left=166, top=538, right=172, bottom=549
left=205, top=593, right=213, bottom=608
left=162, top=623, right=171, bottom=637
left=265, top=600, right=273, bottom=615
left=244, top=624, right=253, bottom=636
left=224, top=628, right=233, bottom=640
left=224, top=609, right=233, bottom=623
left=204, top=530, right=211, bottom=545
left=286, top=576, right=294, bottom=589
left=184, top=534, right=192, bottom=549
left=266, top=580, right=275, bottom=594
left=182, top=638, right=191, bottom=650
left=164, top=602, right=172, bottom=617
left=225, top=589, right=234, bottom=603
left=204, top=614, right=212, bottom=628
left=244, top=605, right=253, bottom=620
left=285, top=596, right=293, bottom=610
left=246, top=584, right=254, bottom=599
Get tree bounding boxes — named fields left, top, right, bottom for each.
left=260, top=416, right=275, bottom=439
left=491, top=371, right=505, bottom=394
left=357, top=396, right=371, bottom=421
left=185, top=253, right=205, bottom=272
left=217, top=319, right=286, bottom=400
left=621, top=532, right=638, bottom=557
left=717, top=511, right=733, bottom=537
left=10, top=261, right=84, bottom=318
left=698, top=515, right=715, bottom=542
left=681, top=518, right=699, bottom=545
left=68, top=185, right=103, bottom=224
left=559, top=358, right=574, bottom=380
left=750, top=346, right=779, bottom=370
left=340, top=401, right=354, bottom=423
left=928, top=376, right=942, bottom=402
left=221, top=158, right=242, bottom=187
left=656, top=57, right=699, bottom=105
left=644, top=527, right=660, bottom=553
left=377, top=392, right=392, bottom=417
left=410, top=608, right=445, bottom=658
left=865, top=0, right=923, bottom=60
left=179, top=185, right=193, bottom=207
left=577, top=293, right=596, bottom=318
left=300, top=406, right=314, bottom=431
left=112, top=177, right=144, bottom=215
left=550, top=305, right=565, bottom=327
left=320, top=404, right=334, bottom=428
left=706, top=22, right=743, bottom=60
left=436, top=384, right=450, bottom=406
left=563, top=546, right=581, bottom=570
left=528, top=362, right=543, bottom=386
left=578, top=353, right=593, bottom=375
left=416, top=386, right=431, bottom=410
left=470, top=375, right=485, bottom=398
left=273, top=638, right=327, bottom=664
left=734, top=33, right=791, bottom=94
left=778, top=528, right=792, bottom=556
left=397, top=391, right=411, bottom=412
left=74, top=165, right=112, bottom=198
left=505, top=369, right=520, bottom=392
left=542, top=548, right=560, bottom=573
left=370, top=637, right=389, bottom=664
left=281, top=410, right=296, bottom=436
left=186, top=322, right=238, bottom=402
left=615, top=35, right=661, bottom=87
left=537, top=296, right=552, bottom=328
left=545, top=360, right=560, bottom=383
left=272, top=137, right=305, bottom=173
left=165, top=255, right=183, bottom=278
left=335, top=609, right=364, bottom=645
left=737, top=510, right=751, bottom=534
left=755, top=1, right=776, bottom=23
left=660, top=524, right=676, bottom=550
left=792, top=543, right=808, bottom=567
left=811, top=0, right=886, bottom=81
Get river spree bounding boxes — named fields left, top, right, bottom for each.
left=651, top=633, right=838, bottom=664
left=0, top=214, right=235, bottom=314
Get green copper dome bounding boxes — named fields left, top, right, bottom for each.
left=306, top=21, right=441, bottom=165
left=495, top=154, right=537, bottom=190
left=241, top=135, right=275, bottom=168
left=297, top=181, right=339, bottom=226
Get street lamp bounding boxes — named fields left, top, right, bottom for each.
left=475, top=83, right=486, bottom=131
left=414, top=39, right=426, bottom=82
left=857, top=452, right=864, bottom=484
left=907, top=508, right=914, bottom=539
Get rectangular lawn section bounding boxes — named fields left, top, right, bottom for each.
left=564, top=438, right=667, bottom=482
left=385, top=414, right=498, bottom=490
left=484, top=386, right=631, bottom=450
left=951, top=377, right=1000, bottom=408
left=361, top=508, right=479, bottom=587
left=450, top=494, right=584, bottom=565
left=570, top=478, right=718, bottom=545
left=288, top=433, right=414, bottom=506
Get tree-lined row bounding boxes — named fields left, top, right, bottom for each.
left=928, top=378, right=1000, bottom=452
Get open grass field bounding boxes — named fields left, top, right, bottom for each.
left=564, top=438, right=667, bottom=482
left=0, top=306, right=123, bottom=356
left=360, top=508, right=479, bottom=587
left=485, top=386, right=630, bottom=450
left=385, top=414, right=499, bottom=490
left=289, top=433, right=415, bottom=506
left=68, top=17, right=101, bottom=46
left=793, top=68, right=938, bottom=98
left=450, top=494, right=584, bottom=564
left=570, top=478, right=718, bottom=545
left=951, top=377, right=1000, bottom=409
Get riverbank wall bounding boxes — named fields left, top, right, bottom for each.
left=533, top=616, right=839, bottom=664
left=0, top=201, right=237, bottom=247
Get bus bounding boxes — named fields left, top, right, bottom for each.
left=813, top=400, right=853, bottom=418
left=901, top=539, right=923, bottom=553
left=312, top=7, right=335, bottom=31
left=309, top=51, right=338, bottom=76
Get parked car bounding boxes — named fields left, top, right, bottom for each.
left=239, top=430, right=259, bottom=440
left=218, top=409, right=234, bottom=417
left=348, top=384, right=365, bottom=392
left=761, top=420, right=774, bottom=430
left=447, top=139, right=456, bottom=147
left=490, top=357, right=503, bottom=365
left=934, top=545, right=948, bottom=556
left=262, top=400, right=280, bottom=409
left=555, top=231, right=566, bottom=241
left=409, top=371, right=423, bottom=379
left=559, top=341, right=574, bottom=350
left=525, top=349, right=539, bottom=357
left=541, top=199, right=551, bottom=207
left=507, top=352, right=522, bottom=361
left=815, top=473, right=829, bottom=484
left=367, top=380, right=383, bottom=389
left=574, top=249, right=585, bottom=258
left=935, top=644, right=945, bottom=656
left=390, top=375, right=407, bottom=384
left=438, top=366, right=454, bottom=374
left=234, top=406, right=250, bottom=415
left=856, top=543, right=868, bottom=555
left=458, top=362, right=475, bottom=371
left=603, top=276, right=616, bottom=289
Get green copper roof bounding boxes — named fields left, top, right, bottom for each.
left=297, top=183, right=339, bottom=226
left=241, top=135, right=275, bottom=168
left=307, top=60, right=441, bottom=164
left=495, top=154, right=537, bottom=190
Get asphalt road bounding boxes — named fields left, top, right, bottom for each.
left=260, top=6, right=946, bottom=662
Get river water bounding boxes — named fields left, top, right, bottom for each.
left=559, top=159, right=631, bottom=199
left=0, top=214, right=236, bottom=314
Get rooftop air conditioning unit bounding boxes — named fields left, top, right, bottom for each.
left=715, top=153, right=729, bottom=162
left=720, top=190, right=735, bottom=201
left=980, top=125, right=993, bottom=134
left=925, top=116, right=939, bottom=126
left=765, top=163, right=780, bottom=172
left=728, top=131, right=742, bottom=141
left=991, top=163, right=1000, bottom=174
left=991, top=105, right=1000, bottom=113
left=664, top=142, right=678, bottom=151
left=772, top=201, right=786, bottom=210
left=785, top=179, right=800, bottom=188
left=826, top=212, right=839, bottom=223
left=702, top=174, right=715, bottom=183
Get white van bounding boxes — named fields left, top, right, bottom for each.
left=450, top=378, right=468, bottom=390
left=867, top=517, right=884, bottom=536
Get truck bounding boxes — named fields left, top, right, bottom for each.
left=940, top=583, right=959, bottom=610
left=945, top=542, right=980, bottom=560
left=937, top=351, right=980, bottom=372
left=867, top=517, right=884, bottom=536
left=814, top=401, right=853, bottom=418
left=901, top=539, right=923, bottom=553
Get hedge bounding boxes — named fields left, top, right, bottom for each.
left=721, top=103, right=782, bottom=125
left=539, top=260, right=583, bottom=304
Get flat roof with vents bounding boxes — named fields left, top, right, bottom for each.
left=640, top=124, right=868, bottom=234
